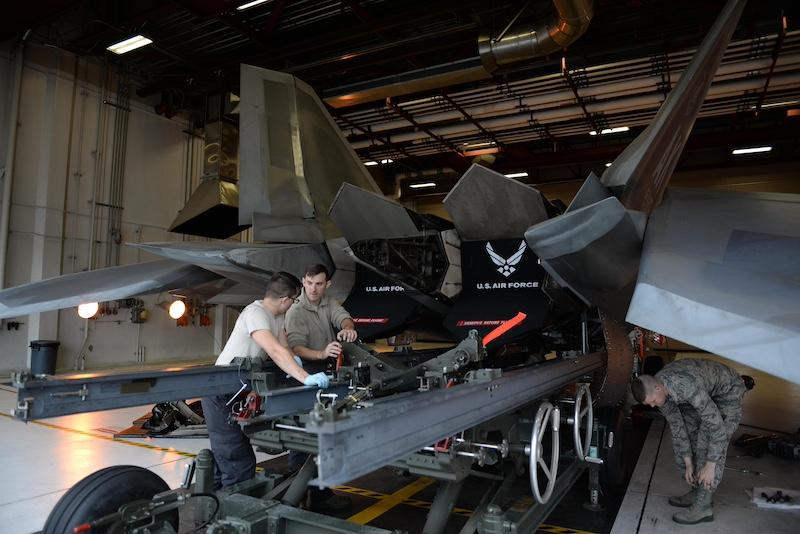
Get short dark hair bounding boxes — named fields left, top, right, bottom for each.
left=304, top=263, right=330, bottom=280
left=265, top=271, right=301, bottom=299
left=631, top=375, right=658, bottom=403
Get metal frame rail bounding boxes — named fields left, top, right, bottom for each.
left=309, top=352, right=604, bottom=487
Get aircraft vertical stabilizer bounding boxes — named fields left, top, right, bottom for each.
left=525, top=0, right=747, bottom=319
left=239, top=66, right=382, bottom=243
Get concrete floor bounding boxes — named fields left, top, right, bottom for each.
left=611, top=420, right=800, bottom=534
left=0, top=385, right=279, bottom=534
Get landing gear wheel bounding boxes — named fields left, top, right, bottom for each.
left=43, top=465, right=178, bottom=534
left=573, top=383, right=593, bottom=460
left=530, top=401, right=560, bottom=504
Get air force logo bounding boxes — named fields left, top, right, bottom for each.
left=486, top=241, right=526, bottom=277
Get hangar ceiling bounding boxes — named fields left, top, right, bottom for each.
left=4, top=0, right=800, bottom=199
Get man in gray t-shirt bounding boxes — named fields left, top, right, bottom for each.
left=203, top=272, right=328, bottom=489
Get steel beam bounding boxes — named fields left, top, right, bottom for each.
left=308, top=352, right=603, bottom=487
left=12, top=364, right=341, bottom=422
left=13, top=365, right=246, bottom=420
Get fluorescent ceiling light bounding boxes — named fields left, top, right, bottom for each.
left=364, top=161, right=378, bottom=166
left=589, top=126, right=630, bottom=136
left=107, top=35, right=153, bottom=55
left=605, top=162, right=612, bottom=167
left=380, top=158, right=393, bottom=164
left=409, top=182, right=436, bottom=189
left=751, top=100, right=799, bottom=109
left=237, top=0, right=271, bottom=10
left=732, top=146, right=772, bottom=155
left=462, top=141, right=496, bottom=148
left=504, top=172, right=528, bottom=178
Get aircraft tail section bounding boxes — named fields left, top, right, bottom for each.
left=239, top=65, right=382, bottom=243
left=601, top=0, right=746, bottom=214
left=525, top=0, right=746, bottom=318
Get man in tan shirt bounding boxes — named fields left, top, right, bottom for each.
left=284, top=263, right=356, bottom=511
left=285, top=263, right=358, bottom=373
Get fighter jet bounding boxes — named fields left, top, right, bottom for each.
left=2, top=0, right=797, bottom=389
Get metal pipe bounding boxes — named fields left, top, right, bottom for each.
left=87, top=61, right=109, bottom=272
left=480, top=0, right=594, bottom=73
left=327, top=0, right=594, bottom=108
left=0, top=41, right=24, bottom=289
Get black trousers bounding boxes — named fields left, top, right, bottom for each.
left=201, top=394, right=256, bottom=489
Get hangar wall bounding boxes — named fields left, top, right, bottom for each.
left=0, top=43, right=227, bottom=375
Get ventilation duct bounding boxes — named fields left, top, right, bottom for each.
left=479, top=0, right=594, bottom=73
left=170, top=93, right=250, bottom=239
left=325, top=0, right=594, bottom=108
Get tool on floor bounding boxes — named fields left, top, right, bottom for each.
left=725, top=466, right=763, bottom=476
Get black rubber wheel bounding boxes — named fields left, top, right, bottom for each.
left=43, top=465, right=178, bottom=534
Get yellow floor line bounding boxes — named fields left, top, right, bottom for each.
left=347, top=476, right=436, bottom=525
left=334, top=484, right=595, bottom=533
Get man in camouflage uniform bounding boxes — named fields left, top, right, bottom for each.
left=632, top=359, right=748, bottom=525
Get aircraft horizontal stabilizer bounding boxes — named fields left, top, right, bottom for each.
left=444, top=164, right=550, bottom=240
left=0, top=260, right=221, bottom=319
left=329, top=183, right=424, bottom=243
left=524, top=195, right=644, bottom=320
left=627, top=188, right=800, bottom=384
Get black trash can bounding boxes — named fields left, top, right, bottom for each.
left=30, top=340, right=60, bottom=375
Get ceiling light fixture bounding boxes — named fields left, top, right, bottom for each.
left=732, top=146, right=772, bottom=155
left=462, top=147, right=501, bottom=157
left=237, top=0, right=272, bottom=10
left=504, top=172, right=528, bottom=179
left=107, top=35, right=153, bottom=55
left=380, top=158, right=394, bottom=164
left=605, top=162, right=612, bottom=167
left=364, top=161, right=378, bottom=166
left=463, top=141, right=496, bottom=148
left=409, top=182, right=436, bottom=189
left=77, top=302, right=99, bottom=319
left=589, top=126, right=630, bottom=136
left=752, top=100, right=799, bottom=109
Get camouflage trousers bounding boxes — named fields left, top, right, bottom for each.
left=673, top=388, right=745, bottom=490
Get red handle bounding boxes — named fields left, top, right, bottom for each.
left=482, top=312, right=527, bottom=347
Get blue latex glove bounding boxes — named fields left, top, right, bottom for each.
left=303, top=372, right=330, bottom=389
left=293, top=355, right=304, bottom=368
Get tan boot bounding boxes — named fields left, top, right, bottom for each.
left=673, top=488, right=713, bottom=524
left=668, top=487, right=696, bottom=508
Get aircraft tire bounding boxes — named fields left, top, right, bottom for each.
left=43, top=465, right=177, bottom=533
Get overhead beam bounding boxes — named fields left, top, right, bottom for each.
left=386, top=98, right=464, bottom=156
